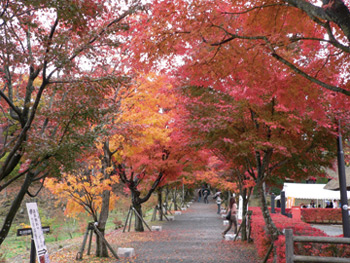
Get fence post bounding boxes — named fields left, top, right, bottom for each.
left=271, top=193, right=275, bottom=213
left=285, top=229, right=294, bottom=263
left=281, top=191, right=286, bottom=215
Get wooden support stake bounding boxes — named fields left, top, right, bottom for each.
left=234, top=215, right=246, bottom=241
left=132, top=206, right=152, bottom=232
left=151, top=206, right=158, bottom=221
left=263, top=242, right=274, bottom=263
left=76, top=224, right=91, bottom=260
left=123, top=207, right=131, bottom=233
left=92, top=224, right=119, bottom=259
left=87, top=229, right=93, bottom=255
left=128, top=208, right=133, bottom=232
left=168, top=203, right=173, bottom=212
left=163, top=212, right=169, bottom=221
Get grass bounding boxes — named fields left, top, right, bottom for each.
left=1, top=194, right=178, bottom=261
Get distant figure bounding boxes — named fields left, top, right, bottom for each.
left=215, top=192, right=222, bottom=214
left=309, top=200, right=315, bottom=208
left=222, top=198, right=237, bottom=237
left=333, top=200, right=338, bottom=208
left=326, top=201, right=333, bottom=208
left=202, top=188, right=210, bottom=204
left=198, top=189, right=202, bottom=202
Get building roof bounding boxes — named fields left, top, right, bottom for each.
left=276, top=183, right=350, bottom=200
left=323, top=166, right=350, bottom=191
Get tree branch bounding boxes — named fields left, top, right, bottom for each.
left=271, top=52, right=350, bottom=96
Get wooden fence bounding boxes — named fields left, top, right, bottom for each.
left=285, top=229, right=350, bottom=263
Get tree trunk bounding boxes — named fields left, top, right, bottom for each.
left=157, top=188, right=163, bottom=221
left=0, top=172, right=33, bottom=245
left=96, top=141, right=112, bottom=257
left=257, top=182, right=280, bottom=242
left=133, top=202, right=144, bottom=232
left=173, top=188, right=178, bottom=211
left=164, top=187, right=170, bottom=214
left=240, top=187, right=252, bottom=241
left=96, top=189, right=110, bottom=257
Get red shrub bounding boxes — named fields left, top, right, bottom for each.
left=250, top=207, right=350, bottom=263
left=301, top=208, right=342, bottom=223
left=269, top=207, right=291, bottom=214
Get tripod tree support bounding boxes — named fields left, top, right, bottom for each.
left=123, top=206, right=152, bottom=232
left=91, top=223, right=119, bottom=259
left=76, top=222, right=119, bottom=260
left=76, top=223, right=93, bottom=260
left=151, top=205, right=170, bottom=222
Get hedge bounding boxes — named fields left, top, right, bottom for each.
left=300, top=208, right=342, bottom=224
left=250, top=207, right=350, bottom=263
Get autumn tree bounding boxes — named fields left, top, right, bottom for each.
left=45, top=148, right=119, bottom=257
left=129, top=0, right=350, bottom=245
left=181, top=85, right=341, bottom=244
left=108, top=73, right=205, bottom=231
left=0, top=0, right=143, bottom=244
left=100, top=73, right=175, bottom=232
left=132, top=0, right=350, bottom=99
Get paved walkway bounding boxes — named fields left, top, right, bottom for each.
left=311, top=224, right=343, bottom=236
left=117, top=199, right=259, bottom=263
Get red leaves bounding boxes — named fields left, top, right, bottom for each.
left=301, top=208, right=343, bottom=224
left=250, top=206, right=350, bottom=262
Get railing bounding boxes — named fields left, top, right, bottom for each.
left=285, top=229, right=350, bottom=263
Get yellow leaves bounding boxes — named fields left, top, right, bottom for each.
left=105, top=166, right=114, bottom=175
left=19, top=222, right=31, bottom=229
left=33, top=78, right=43, bottom=88
left=44, top=168, right=120, bottom=219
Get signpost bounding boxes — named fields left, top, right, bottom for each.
left=26, top=202, right=50, bottom=263
left=17, top=227, right=50, bottom=237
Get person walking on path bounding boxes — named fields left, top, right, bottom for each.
left=215, top=191, right=222, bottom=214
left=202, top=188, right=210, bottom=204
left=198, top=188, right=202, bottom=202
left=222, top=197, right=238, bottom=237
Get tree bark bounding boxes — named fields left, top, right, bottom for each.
left=164, top=187, right=170, bottom=214
left=283, top=0, right=350, bottom=41
left=96, top=189, right=110, bottom=257
left=96, top=141, right=112, bottom=257
left=157, top=188, right=163, bottom=221
left=241, top=187, right=251, bottom=241
left=133, top=202, right=144, bottom=232
left=0, top=172, right=33, bottom=245
left=257, top=182, right=280, bottom=243
left=173, top=187, right=178, bottom=211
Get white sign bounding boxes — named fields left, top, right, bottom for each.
left=26, top=203, right=50, bottom=263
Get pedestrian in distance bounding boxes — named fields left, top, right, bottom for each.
left=222, top=197, right=237, bottom=238
left=198, top=189, right=202, bottom=202
left=333, top=199, right=338, bottom=208
left=202, top=188, right=210, bottom=204
left=215, top=192, right=222, bottom=214
left=309, top=200, right=315, bottom=208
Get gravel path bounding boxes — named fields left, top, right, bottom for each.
left=116, top=199, right=259, bottom=263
